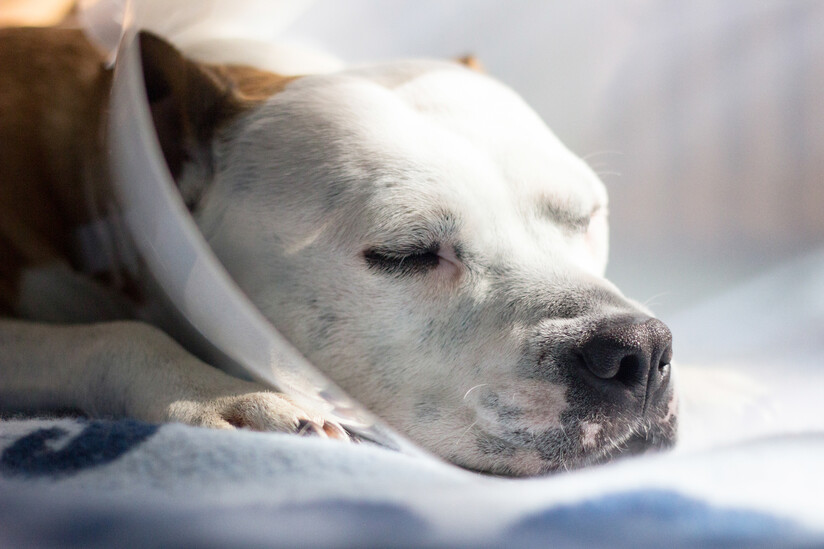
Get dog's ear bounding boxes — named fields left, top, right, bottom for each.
left=139, top=31, right=244, bottom=183
left=456, top=54, right=485, bottom=73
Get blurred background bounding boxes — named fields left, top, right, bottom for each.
left=280, top=0, right=824, bottom=321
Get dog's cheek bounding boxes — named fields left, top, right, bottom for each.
left=301, top=297, right=341, bottom=352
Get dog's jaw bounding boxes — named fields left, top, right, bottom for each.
left=191, top=60, right=677, bottom=476
left=415, top=382, right=678, bottom=477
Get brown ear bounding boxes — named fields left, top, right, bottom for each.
left=456, top=54, right=485, bottom=73
left=139, top=31, right=244, bottom=181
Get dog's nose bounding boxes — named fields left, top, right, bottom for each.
left=579, top=316, right=672, bottom=406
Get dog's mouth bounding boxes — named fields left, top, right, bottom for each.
left=461, top=425, right=675, bottom=477
left=576, top=414, right=678, bottom=469
left=450, top=391, right=679, bottom=477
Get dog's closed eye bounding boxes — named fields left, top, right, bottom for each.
left=363, top=243, right=462, bottom=278
left=363, top=245, right=441, bottom=276
left=541, top=201, right=601, bottom=234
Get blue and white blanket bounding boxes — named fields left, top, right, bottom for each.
left=1, top=417, right=823, bottom=548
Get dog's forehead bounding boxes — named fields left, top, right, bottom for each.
left=252, top=60, right=605, bottom=206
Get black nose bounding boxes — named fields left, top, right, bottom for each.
left=579, top=316, right=673, bottom=407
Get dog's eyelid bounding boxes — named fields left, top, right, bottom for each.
left=362, top=238, right=469, bottom=278
left=365, top=210, right=460, bottom=245
left=541, top=200, right=607, bottom=234
left=366, top=239, right=439, bottom=258
left=541, top=201, right=585, bottom=227
left=363, top=247, right=440, bottom=277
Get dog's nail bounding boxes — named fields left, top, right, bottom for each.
left=296, top=419, right=327, bottom=437
left=321, top=421, right=350, bottom=441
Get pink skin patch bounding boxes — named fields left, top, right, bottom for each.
left=661, top=391, right=679, bottom=425
left=436, top=243, right=462, bottom=279
left=580, top=421, right=603, bottom=449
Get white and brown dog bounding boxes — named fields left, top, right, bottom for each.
left=0, top=26, right=677, bottom=476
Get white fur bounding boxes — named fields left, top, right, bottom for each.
left=1, top=45, right=674, bottom=476
left=191, top=60, right=662, bottom=475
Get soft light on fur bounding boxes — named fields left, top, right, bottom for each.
left=0, top=28, right=676, bottom=476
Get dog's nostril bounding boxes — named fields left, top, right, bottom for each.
left=582, top=346, right=644, bottom=385
left=614, top=354, right=643, bottom=385
left=578, top=316, right=672, bottom=396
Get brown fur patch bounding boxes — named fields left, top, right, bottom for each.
left=0, top=28, right=295, bottom=314
left=0, top=27, right=110, bottom=313
left=457, top=55, right=485, bottom=73
left=212, top=64, right=298, bottom=104
left=139, top=32, right=296, bottom=179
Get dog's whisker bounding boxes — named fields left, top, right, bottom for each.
left=453, top=420, right=479, bottom=448
left=642, top=291, right=672, bottom=309
left=463, top=384, right=489, bottom=400
left=581, top=150, right=624, bottom=162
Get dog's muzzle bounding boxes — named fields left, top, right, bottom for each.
left=505, top=311, right=678, bottom=473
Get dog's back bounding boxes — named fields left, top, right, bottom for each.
left=0, top=27, right=110, bottom=315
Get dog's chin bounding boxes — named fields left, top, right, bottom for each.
left=577, top=420, right=678, bottom=469
left=451, top=416, right=678, bottom=478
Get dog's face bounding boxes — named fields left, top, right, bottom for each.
left=143, top=35, right=677, bottom=476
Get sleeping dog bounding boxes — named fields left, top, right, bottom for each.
left=0, top=26, right=677, bottom=476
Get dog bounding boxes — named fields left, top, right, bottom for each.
left=0, top=25, right=677, bottom=476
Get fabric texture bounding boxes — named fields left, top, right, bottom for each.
left=1, top=417, right=823, bottom=548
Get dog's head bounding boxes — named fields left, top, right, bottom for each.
left=141, top=33, right=677, bottom=476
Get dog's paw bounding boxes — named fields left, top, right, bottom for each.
left=166, top=390, right=349, bottom=440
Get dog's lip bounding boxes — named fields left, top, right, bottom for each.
left=493, top=416, right=667, bottom=461
left=454, top=417, right=674, bottom=476
left=583, top=418, right=678, bottom=467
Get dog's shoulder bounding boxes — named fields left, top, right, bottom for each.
left=0, top=27, right=110, bottom=315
